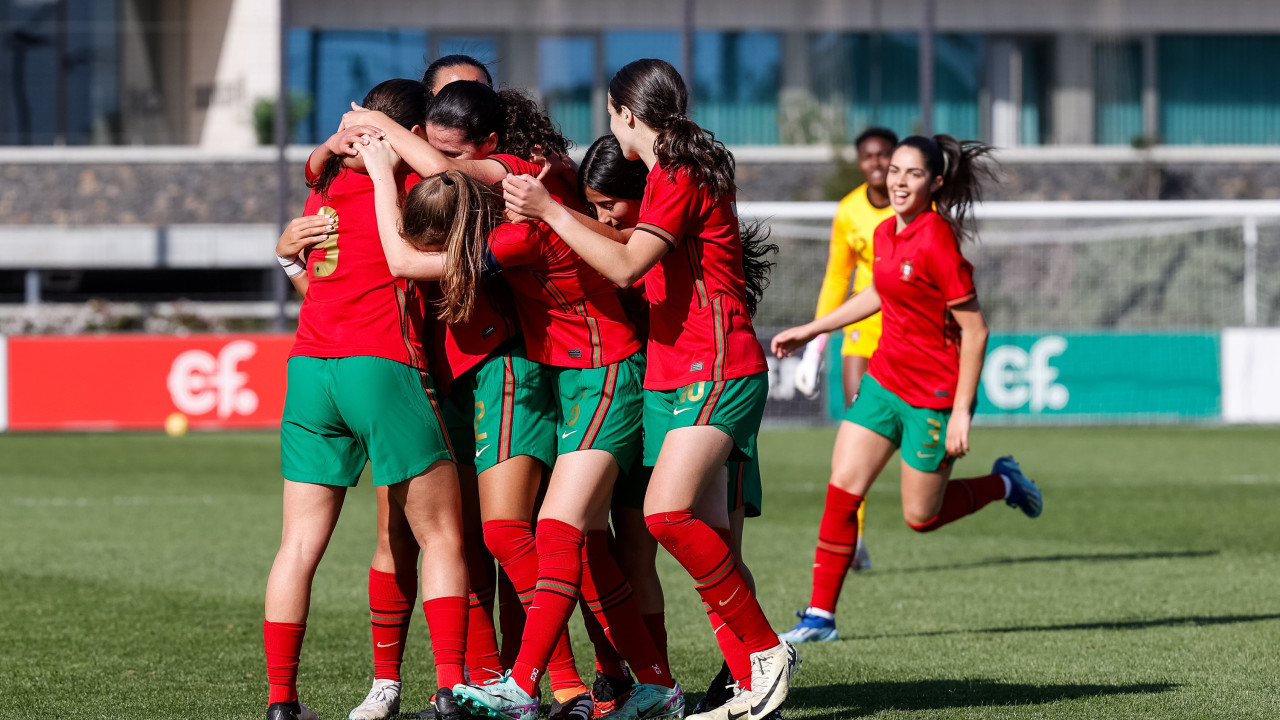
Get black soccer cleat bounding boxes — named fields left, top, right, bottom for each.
left=591, top=669, right=635, bottom=717
left=432, top=687, right=478, bottom=720
left=266, top=700, right=318, bottom=720
left=548, top=691, right=594, bottom=720
left=692, top=662, right=735, bottom=714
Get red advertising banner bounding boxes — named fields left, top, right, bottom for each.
left=7, top=334, right=293, bottom=431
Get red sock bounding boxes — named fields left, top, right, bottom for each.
left=581, top=530, right=673, bottom=687
left=497, top=570, right=524, bottom=670
left=485, top=519, right=583, bottom=692
left=581, top=598, right=630, bottom=680
left=509, top=519, right=585, bottom=697
left=368, top=568, right=416, bottom=682
left=646, top=511, right=777, bottom=653
left=641, top=613, right=668, bottom=669
left=264, top=620, right=305, bottom=704
left=464, top=546, right=503, bottom=679
left=809, top=486, right=864, bottom=613
left=708, top=527, right=752, bottom=690
left=907, top=474, right=1006, bottom=533
left=422, top=596, right=468, bottom=690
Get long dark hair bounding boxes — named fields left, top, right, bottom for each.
left=309, top=78, right=429, bottom=200
left=896, top=134, right=997, bottom=244
left=608, top=58, right=735, bottom=198
left=400, top=170, right=504, bottom=324
left=422, top=54, right=493, bottom=93
left=577, top=133, right=776, bottom=318
left=424, top=82, right=570, bottom=161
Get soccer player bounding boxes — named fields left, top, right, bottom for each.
left=784, top=127, right=898, bottom=592
left=359, top=138, right=683, bottom=720
left=771, top=135, right=1045, bottom=644
left=264, top=79, right=468, bottom=720
left=502, top=58, right=799, bottom=720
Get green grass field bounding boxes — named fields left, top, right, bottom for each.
left=2, top=427, right=1278, bottom=720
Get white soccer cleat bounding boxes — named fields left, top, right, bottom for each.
left=349, top=679, right=402, bottom=720
left=743, top=641, right=799, bottom=720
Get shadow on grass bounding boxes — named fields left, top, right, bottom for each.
left=888, top=550, right=1219, bottom=575
left=849, top=612, right=1280, bottom=640
left=785, top=678, right=1177, bottom=718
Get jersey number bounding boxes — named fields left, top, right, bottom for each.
left=312, top=206, right=340, bottom=277
left=474, top=401, right=487, bottom=441
left=924, top=418, right=941, bottom=449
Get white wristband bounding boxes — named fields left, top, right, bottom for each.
left=277, top=253, right=306, bottom=278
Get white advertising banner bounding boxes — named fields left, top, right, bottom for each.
left=1221, top=328, right=1280, bottom=423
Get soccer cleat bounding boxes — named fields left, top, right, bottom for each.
left=777, top=609, right=837, bottom=644
left=433, top=687, right=478, bottom=720
left=549, top=691, right=594, bottom=720
left=690, top=663, right=734, bottom=714
left=850, top=534, right=871, bottom=572
left=995, top=456, right=1042, bottom=518
left=453, top=674, right=539, bottom=720
left=686, top=685, right=748, bottom=720
left=742, top=641, right=798, bottom=720
left=612, top=681, right=684, bottom=720
left=349, top=679, right=401, bottom=720
left=592, top=671, right=635, bottom=718
left=267, top=700, right=320, bottom=720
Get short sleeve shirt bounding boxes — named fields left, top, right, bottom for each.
left=867, top=211, right=976, bottom=409
left=633, top=163, right=767, bottom=390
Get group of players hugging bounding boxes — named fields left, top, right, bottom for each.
left=263, top=53, right=1043, bottom=720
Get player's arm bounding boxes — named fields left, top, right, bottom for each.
left=772, top=283, right=881, bottom=358
left=342, top=106, right=509, bottom=185
left=945, top=297, right=988, bottom=457
left=275, top=214, right=332, bottom=295
left=306, top=125, right=387, bottom=181
left=361, top=139, right=446, bottom=281
left=503, top=174, right=653, bottom=284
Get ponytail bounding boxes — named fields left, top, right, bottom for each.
left=738, top=220, right=778, bottom=318
left=609, top=58, right=736, bottom=198
left=400, top=169, right=503, bottom=323
left=896, top=134, right=997, bottom=243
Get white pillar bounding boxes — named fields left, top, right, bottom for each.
left=190, top=0, right=282, bottom=148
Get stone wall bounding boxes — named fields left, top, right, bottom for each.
left=2, top=158, right=1278, bottom=225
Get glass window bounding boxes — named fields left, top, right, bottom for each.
left=693, top=31, right=780, bottom=144
left=539, top=35, right=595, bottom=148
left=1019, top=38, right=1052, bottom=146
left=1159, top=35, right=1280, bottom=145
left=604, top=30, right=681, bottom=78
left=1094, top=38, right=1143, bottom=145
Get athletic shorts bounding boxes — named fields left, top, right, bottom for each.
left=840, top=316, right=881, bottom=358
left=280, top=356, right=454, bottom=487
left=445, top=345, right=558, bottom=475
left=553, top=353, right=645, bottom=471
left=843, top=373, right=954, bottom=473
left=642, top=371, right=768, bottom=467
left=614, top=440, right=761, bottom=517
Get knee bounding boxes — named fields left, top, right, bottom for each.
left=903, top=509, right=941, bottom=533
left=483, top=520, right=534, bottom=564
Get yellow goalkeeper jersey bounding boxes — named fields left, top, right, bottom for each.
left=814, top=183, right=896, bottom=357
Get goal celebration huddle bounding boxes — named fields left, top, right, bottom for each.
left=264, top=54, right=1044, bottom=720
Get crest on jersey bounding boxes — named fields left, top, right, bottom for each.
left=900, top=259, right=914, bottom=281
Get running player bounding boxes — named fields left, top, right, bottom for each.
left=359, top=139, right=683, bottom=720
left=264, top=79, right=468, bottom=720
left=771, top=135, right=1044, bottom=643
left=502, top=59, right=799, bottom=720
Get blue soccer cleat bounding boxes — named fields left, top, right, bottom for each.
left=777, top=608, right=838, bottom=644
left=995, top=456, right=1042, bottom=518
left=453, top=674, right=539, bottom=720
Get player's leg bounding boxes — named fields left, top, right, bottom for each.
left=840, top=353, right=873, bottom=572
left=350, top=487, right=419, bottom=720
left=693, top=471, right=751, bottom=713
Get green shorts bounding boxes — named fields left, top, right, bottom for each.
left=643, top=372, right=768, bottom=466
left=281, top=356, right=454, bottom=487
left=553, top=353, right=645, bottom=471
left=844, top=373, right=953, bottom=473
left=446, top=346, right=558, bottom=475
left=613, top=442, right=761, bottom=517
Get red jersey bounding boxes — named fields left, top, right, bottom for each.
left=633, top=164, right=767, bottom=390
left=489, top=220, right=641, bottom=368
left=867, top=211, right=976, bottom=409
left=292, top=169, right=429, bottom=369
left=426, top=279, right=519, bottom=389
left=491, top=154, right=589, bottom=215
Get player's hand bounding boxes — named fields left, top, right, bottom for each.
left=340, top=105, right=393, bottom=133
left=502, top=174, right=557, bottom=220
left=324, top=125, right=384, bottom=157
left=945, top=410, right=971, bottom=458
left=772, top=324, right=817, bottom=358
left=793, top=334, right=827, bottom=399
left=276, top=215, right=332, bottom=258
left=356, top=137, right=400, bottom=182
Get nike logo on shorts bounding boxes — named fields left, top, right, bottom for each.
left=562, top=430, right=577, bottom=439
left=673, top=408, right=694, bottom=416
left=917, top=451, right=936, bottom=459
left=476, top=445, right=490, bottom=458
